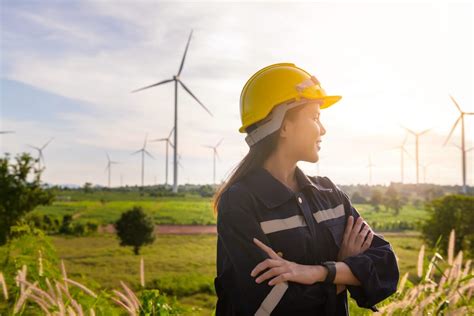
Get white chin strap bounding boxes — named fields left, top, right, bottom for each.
left=245, top=98, right=321, bottom=147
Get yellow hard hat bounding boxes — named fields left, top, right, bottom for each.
left=239, top=63, right=342, bottom=136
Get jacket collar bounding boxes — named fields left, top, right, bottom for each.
left=243, top=165, right=329, bottom=209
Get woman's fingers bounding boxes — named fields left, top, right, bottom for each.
left=361, top=230, right=374, bottom=251
left=342, top=215, right=354, bottom=245
left=355, top=222, right=371, bottom=248
left=253, top=238, right=280, bottom=260
left=268, top=273, right=291, bottom=286
left=348, top=216, right=364, bottom=243
left=251, top=258, right=281, bottom=277
left=255, top=266, right=284, bottom=283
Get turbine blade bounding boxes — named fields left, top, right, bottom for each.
left=215, top=150, right=221, bottom=161
left=467, top=147, right=474, bottom=153
left=0, top=131, right=15, bottom=134
left=42, top=137, right=54, bottom=149
left=466, top=112, right=474, bottom=115
left=402, top=134, right=409, bottom=146
left=131, top=79, right=174, bottom=93
left=143, top=133, right=148, bottom=148
left=131, top=149, right=142, bottom=155
left=443, top=116, right=461, bottom=146
left=168, top=126, right=175, bottom=139
left=401, top=125, right=416, bottom=135
left=177, top=29, right=193, bottom=76
left=150, top=138, right=167, bottom=142
left=178, top=80, right=213, bottom=117
left=215, top=138, right=224, bottom=148
left=202, top=145, right=213, bottom=148
left=106, top=152, right=111, bottom=162
left=419, top=128, right=431, bottom=136
left=449, top=94, right=462, bottom=113
left=145, top=150, right=155, bottom=159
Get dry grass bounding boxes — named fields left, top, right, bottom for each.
left=377, top=229, right=474, bottom=315
left=1, top=258, right=148, bottom=315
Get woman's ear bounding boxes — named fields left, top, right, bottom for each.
left=279, top=117, right=292, bottom=140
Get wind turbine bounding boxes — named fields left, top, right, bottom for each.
left=131, top=29, right=213, bottom=194
left=366, top=154, right=376, bottom=185
left=105, top=152, right=119, bottom=188
left=401, top=125, right=431, bottom=184
left=443, top=95, right=474, bottom=194
left=27, top=137, right=54, bottom=170
left=388, top=134, right=414, bottom=183
left=131, top=134, right=155, bottom=187
left=202, top=138, right=223, bottom=184
left=150, top=127, right=175, bottom=186
left=420, top=161, right=434, bottom=184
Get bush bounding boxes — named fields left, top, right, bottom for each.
left=422, top=194, right=474, bottom=257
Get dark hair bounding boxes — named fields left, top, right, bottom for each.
left=211, top=105, right=303, bottom=216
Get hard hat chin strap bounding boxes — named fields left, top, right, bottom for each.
left=245, top=98, right=320, bottom=147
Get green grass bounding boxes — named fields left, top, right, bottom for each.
left=47, top=231, right=425, bottom=315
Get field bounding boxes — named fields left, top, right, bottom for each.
left=3, top=193, right=451, bottom=315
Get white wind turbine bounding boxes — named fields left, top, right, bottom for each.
left=401, top=125, right=431, bottom=185
left=443, top=95, right=474, bottom=194
left=131, top=29, right=213, bottom=194
left=27, top=137, right=54, bottom=170
left=105, top=152, right=119, bottom=188
left=388, top=134, right=414, bottom=183
left=366, top=154, right=376, bottom=185
left=150, top=127, right=175, bottom=186
left=202, top=138, right=223, bottom=184
left=131, top=134, right=155, bottom=187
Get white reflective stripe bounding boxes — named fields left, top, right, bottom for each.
left=255, top=281, right=289, bottom=316
left=260, top=215, right=307, bottom=234
left=313, top=203, right=345, bottom=223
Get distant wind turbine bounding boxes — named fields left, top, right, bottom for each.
left=105, top=152, right=119, bottom=188
left=131, top=29, right=213, bottom=194
left=131, top=134, right=155, bottom=187
left=443, top=95, right=474, bottom=194
left=401, top=125, right=431, bottom=184
left=27, top=137, right=54, bottom=170
left=150, top=127, right=175, bottom=186
left=388, top=134, right=415, bottom=183
left=366, top=154, right=376, bottom=185
left=420, top=161, right=434, bottom=184
left=202, top=138, right=223, bottom=184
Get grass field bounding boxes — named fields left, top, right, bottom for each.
left=49, top=231, right=425, bottom=315
left=31, top=194, right=429, bottom=229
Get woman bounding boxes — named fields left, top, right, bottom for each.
left=212, top=63, right=399, bottom=315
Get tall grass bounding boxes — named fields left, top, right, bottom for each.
left=378, top=229, right=474, bottom=315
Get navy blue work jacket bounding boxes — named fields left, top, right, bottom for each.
left=214, top=165, right=399, bottom=315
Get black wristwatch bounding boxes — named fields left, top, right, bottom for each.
left=321, top=261, right=336, bottom=284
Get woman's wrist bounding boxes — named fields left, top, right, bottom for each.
left=313, top=264, right=329, bottom=283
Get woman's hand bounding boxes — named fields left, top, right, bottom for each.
left=337, top=216, right=374, bottom=261
left=251, top=238, right=319, bottom=286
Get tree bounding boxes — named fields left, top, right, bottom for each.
left=0, top=153, right=54, bottom=245
left=384, top=185, right=404, bottom=216
left=370, top=189, right=383, bottom=212
left=422, top=194, right=474, bottom=257
left=83, top=182, right=93, bottom=194
left=115, top=206, right=155, bottom=255
left=351, top=191, right=367, bottom=204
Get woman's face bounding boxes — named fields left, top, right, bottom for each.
left=280, top=100, right=326, bottom=163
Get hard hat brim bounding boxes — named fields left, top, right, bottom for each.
left=239, top=95, right=342, bottom=133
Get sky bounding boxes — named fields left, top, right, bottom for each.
left=0, top=0, right=473, bottom=187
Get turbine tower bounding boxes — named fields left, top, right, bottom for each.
left=401, top=125, right=431, bottom=185
left=202, top=138, right=223, bottom=184
left=27, top=137, right=54, bottom=170
left=389, top=134, right=414, bottom=183
left=443, top=95, right=474, bottom=194
left=105, top=152, right=119, bottom=188
left=150, top=127, right=175, bottom=186
left=131, top=29, right=213, bottom=194
left=366, top=154, right=375, bottom=185
left=131, top=134, right=155, bottom=187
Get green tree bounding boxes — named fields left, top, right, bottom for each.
left=115, top=206, right=155, bottom=255
left=422, top=194, right=474, bottom=257
left=0, top=153, right=54, bottom=245
left=370, top=189, right=383, bottom=212
left=384, top=185, right=404, bottom=216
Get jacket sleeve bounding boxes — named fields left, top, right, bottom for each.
left=217, top=184, right=335, bottom=315
left=326, top=178, right=400, bottom=310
